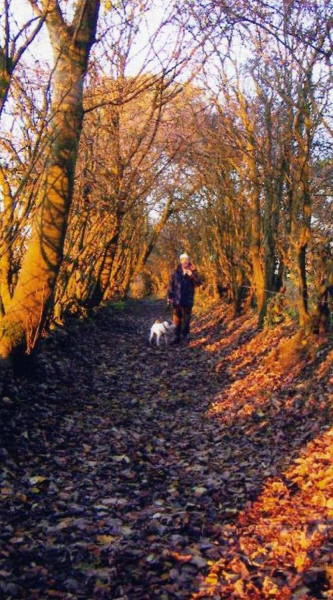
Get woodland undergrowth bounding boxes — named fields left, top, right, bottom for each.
left=0, top=298, right=332, bottom=599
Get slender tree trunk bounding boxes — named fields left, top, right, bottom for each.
left=293, top=189, right=311, bottom=327
left=237, top=90, right=266, bottom=326
left=107, top=228, right=136, bottom=299
left=0, top=168, right=14, bottom=314
left=132, top=198, right=174, bottom=280
left=99, top=229, right=122, bottom=302
left=0, top=0, right=100, bottom=359
left=290, top=80, right=312, bottom=328
left=0, top=2, right=45, bottom=118
left=263, top=191, right=275, bottom=312
left=250, top=189, right=266, bottom=326
left=297, top=243, right=308, bottom=325
left=0, top=47, right=11, bottom=116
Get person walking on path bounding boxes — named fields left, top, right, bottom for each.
left=167, top=253, right=202, bottom=344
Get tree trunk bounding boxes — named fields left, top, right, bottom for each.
left=132, top=198, right=174, bottom=280
left=297, top=243, right=309, bottom=326
left=0, top=168, right=14, bottom=314
left=98, top=230, right=121, bottom=303
left=236, top=90, right=266, bottom=327
left=290, top=78, right=312, bottom=328
left=0, top=47, right=11, bottom=117
left=0, top=0, right=100, bottom=359
left=250, top=190, right=266, bottom=327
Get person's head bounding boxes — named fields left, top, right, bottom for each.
left=180, top=252, right=190, bottom=268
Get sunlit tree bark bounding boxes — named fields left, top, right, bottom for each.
left=289, top=73, right=313, bottom=327
left=0, top=0, right=100, bottom=359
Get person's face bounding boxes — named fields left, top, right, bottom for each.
left=181, top=258, right=190, bottom=268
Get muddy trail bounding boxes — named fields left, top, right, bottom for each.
left=0, top=299, right=332, bottom=599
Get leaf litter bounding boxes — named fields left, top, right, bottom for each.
left=0, top=299, right=332, bottom=599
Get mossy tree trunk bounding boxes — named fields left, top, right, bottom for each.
left=0, top=0, right=100, bottom=359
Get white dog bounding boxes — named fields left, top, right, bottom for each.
left=149, top=319, right=175, bottom=346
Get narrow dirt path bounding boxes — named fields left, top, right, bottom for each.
left=1, top=300, right=229, bottom=598
left=0, top=299, right=332, bottom=598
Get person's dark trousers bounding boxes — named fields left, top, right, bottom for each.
left=173, top=305, right=193, bottom=340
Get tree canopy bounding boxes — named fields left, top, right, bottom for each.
left=0, top=0, right=332, bottom=357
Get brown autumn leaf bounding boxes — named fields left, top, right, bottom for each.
left=169, top=551, right=193, bottom=563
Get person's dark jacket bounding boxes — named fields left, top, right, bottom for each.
left=167, top=264, right=201, bottom=307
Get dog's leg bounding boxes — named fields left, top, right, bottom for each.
left=156, top=333, right=160, bottom=346
left=149, top=331, right=153, bottom=345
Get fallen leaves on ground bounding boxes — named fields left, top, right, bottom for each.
left=0, top=299, right=332, bottom=599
